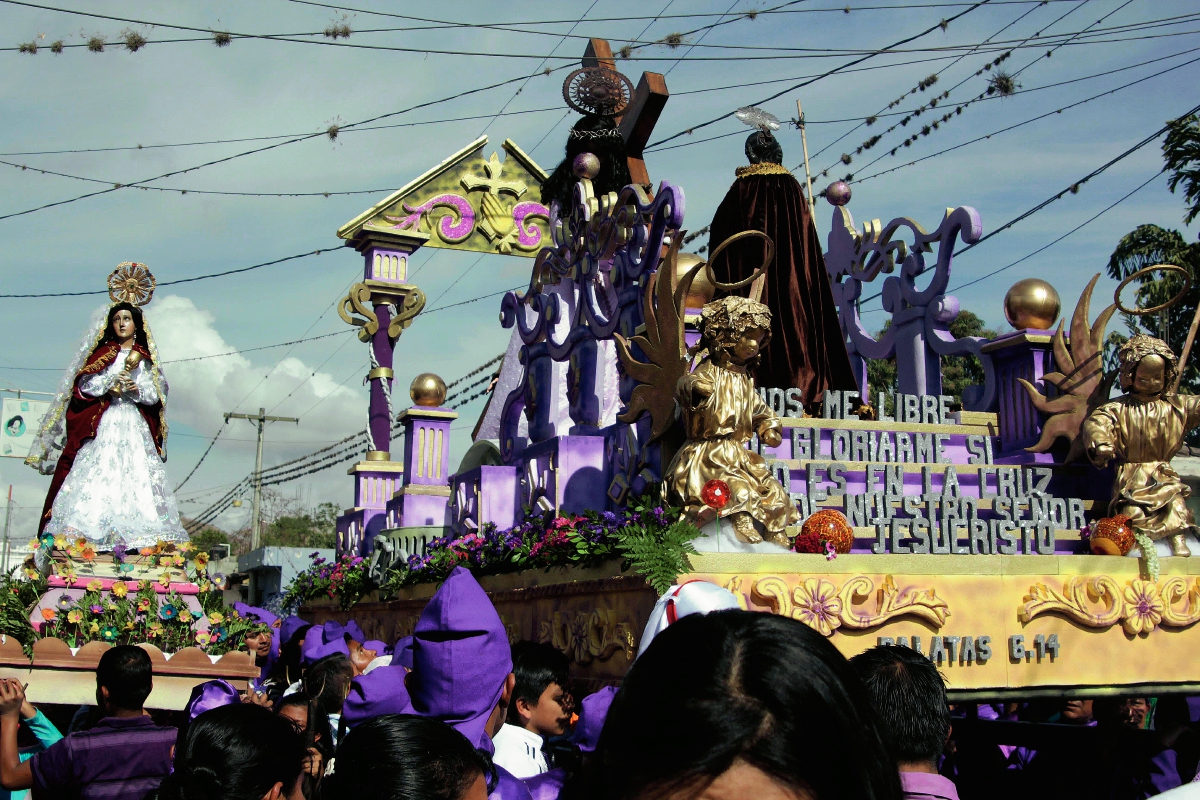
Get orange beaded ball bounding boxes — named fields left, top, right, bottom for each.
left=1090, top=514, right=1135, bottom=556
left=802, top=509, right=854, bottom=554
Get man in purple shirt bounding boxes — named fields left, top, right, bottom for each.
left=0, top=645, right=176, bottom=800
left=850, top=645, right=960, bottom=800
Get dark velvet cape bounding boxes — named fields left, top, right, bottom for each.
left=708, top=166, right=857, bottom=407
left=39, top=342, right=163, bottom=533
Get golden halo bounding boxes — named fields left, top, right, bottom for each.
left=1115, top=264, right=1190, bottom=316
left=108, top=262, right=157, bottom=306
left=704, top=230, right=775, bottom=291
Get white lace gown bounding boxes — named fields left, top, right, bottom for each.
left=43, top=355, right=187, bottom=549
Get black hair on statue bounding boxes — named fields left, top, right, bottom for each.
left=151, top=704, right=304, bottom=800
left=101, top=302, right=152, bottom=358
left=540, top=115, right=634, bottom=213
left=745, top=130, right=783, bottom=165
left=849, top=645, right=951, bottom=766
left=304, top=653, right=354, bottom=716
left=325, top=714, right=489, bottom=800
left=96, top=645, right=153, bottom=711
left=561, top=609, right=902, bottom=800
left=509, top=640, right=569, bottom=719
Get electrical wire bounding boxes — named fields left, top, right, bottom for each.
left=173, top=423, right=227, bottom=492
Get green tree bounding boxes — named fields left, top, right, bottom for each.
left=866, top=310, right=997, bottom=413
left=1164, top=113, right=1200, bottom=225
left=260, top=501, right=338, bottom=549
left=1106, top=226, right=1200, bottom=392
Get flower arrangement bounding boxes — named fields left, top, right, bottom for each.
left=279, top=553, right=371, bottom=612
left=282, top=489, right=703, bottom=607
left=3, top=539, right=266, bottom=657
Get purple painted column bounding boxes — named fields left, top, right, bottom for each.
left=391, top=398, right=457, bottom=528
left=982, top=330, right=1057, bottom=460
left=368, top=303, right=394, bottom=458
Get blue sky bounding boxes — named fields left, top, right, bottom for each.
left=0, top=0, right=1196, bottom=536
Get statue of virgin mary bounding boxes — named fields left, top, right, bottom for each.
left=25, top=263, right=188, bottom=549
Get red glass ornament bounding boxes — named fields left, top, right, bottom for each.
left=801, top=509, right=854, bottom=554
left=701, top=479, right=731, bottom=510
left=1091, top=514, right=1135, bottom=556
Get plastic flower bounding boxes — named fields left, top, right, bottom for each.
left=89, top=604, right=104, bottom=615
left=207, top=611, right=224, bottom=624
left=158, top=571, right=172, bottom=589
left=1122, top=580, right=1165, bottom=635
left=100, top=625, right=120, bottom=642
left=38, top=534, right=54, bottom=549
left=194, top=631, right=212, bottom=646
left=80, top=547, right=96, bottom=562
left=178, top=608, right=193, bottom=623
left=86, top=579, right=103, bottom=593
left=24, top=539, right=40, bottom=551
left=793, top=578, right=844, bottom=637
left=171, top=555, right=185, bottom=568
left=110, top=582, right=128, bottom=598
left=193, top=552, right=209, bottom=568
left=136, top=598, right=151, bottom=613
left=88, top=621, right=100, bottom=634
left=75, top=537, right=87, bottom=548
left=179, top=541, right=195, bottom=552
left=23, top=567, right=39, bottom=580
left=53, top=534, right=67, bottom=549
left=67, top=609, right=83, bottom=624
left=40, top=608, right=56, bottom=622
left=211, top=573, right=226, bottom=589
left=158, top=556, right=173, bottom=568
left=139, top=547, right=154, bottom=557
left=159, top=604, right=178, bottom=621
left=210, top=625, right=228, bottom=642
left=123, top=621, right=134, bottom=631
left=147, top=621, right=163, bottom=638
left=56, top=594, right=73, bottom=611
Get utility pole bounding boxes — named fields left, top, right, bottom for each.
left=1, top=486, right=12, bottom=576
left=224, top=408, right=299, bottom=551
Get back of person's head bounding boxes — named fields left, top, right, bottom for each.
left=325, top=714, right=489, bottom=800
left=305, top=652, right=354, bottom=715
left=155, top=704, right=304, bottom=800
left=564, top=609, right=901, bottom=800
left=509, top=641, right=569, bottom=721
left=96, top=644, right=153, bottom=711
left=850, top=645, right=951, bottom=768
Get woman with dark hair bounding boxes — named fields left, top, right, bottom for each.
left=324, top=714, right=489, bottom=800
left=275, top=691, right=332, bottom=782
left=28, top=273, right=187, bottom=548
left=562, top=609, right=902, bottom=800
left=152, top=704, right=305, bottom=800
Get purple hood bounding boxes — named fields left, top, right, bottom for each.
left=405, top=567, right=513, bottom=752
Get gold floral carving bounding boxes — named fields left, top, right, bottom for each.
left=1019, top=576, right=1200, bottom=635
left=538, top=609, right=635, bottom=665
left=750, top=575, right=950, bottom=638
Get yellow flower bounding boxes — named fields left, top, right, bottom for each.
left=67, top=609, right=83, bottom=624
left=180, top=542, right=195, bottom=553
left=53, top=534, right=67, bottom=549
left=123, top=621, right=134, bottom=630
left=171, top=555, right=185, bottom=568
left=158, top=571, right=172, bottom=589
left=198, top=581, right=211, bottom=593
left=86, top=579, right=103, bottom=593
left=178, top=609, right=193, bottom=623
left=88, top=621, right=100, bottom=634
left=193, top=552, right=209, bottom=568
left=158, top=556, right=173, bottom=568
left=75, top=537, right=87, bottom=548
left=67, top=545, right=82, bottom=558
left=207, top=611, right=224, bottom=624
left=793, top=578, right=844, bottom=638
left=110, top=582, right=128, bottom=598
left=147, top=622, right=163, bottom=638
left=1122, top=580, right=1165, bottom=635
left=25, top=539, right=40, bottom=551
left=195, top=631, right=212, bottom=646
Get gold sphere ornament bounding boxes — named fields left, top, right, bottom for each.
left=1004, top=278, right=1061, bottom=330
left=410, top=373, right=447, bottom=407
left=801, top=509, right=854, bottom=554
left=676, top=252, right=716, bottom=309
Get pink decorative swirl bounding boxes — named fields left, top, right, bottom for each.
left=388, top=194, right=476, bottom=242
left=513, top=202, right=550, bottom=249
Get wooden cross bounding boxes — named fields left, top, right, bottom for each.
left=581, top=38, right=669, bottom=189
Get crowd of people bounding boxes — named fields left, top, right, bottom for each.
left=0, top=568, right=1196, bottom=800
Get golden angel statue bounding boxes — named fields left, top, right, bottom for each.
left=616, top=231, right=799, bottom=549
left=1083, top=334, right=1200, bottom=557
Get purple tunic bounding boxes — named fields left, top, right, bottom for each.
left=29, top=715, right=175, bottom=800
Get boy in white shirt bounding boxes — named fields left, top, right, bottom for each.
left=491, top=641, right=571, bottom=780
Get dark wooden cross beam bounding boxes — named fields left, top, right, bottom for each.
left=582, top=38, right=669, bottom=190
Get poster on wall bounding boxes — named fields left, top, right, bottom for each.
left=1, top=398, right=50, bottom=459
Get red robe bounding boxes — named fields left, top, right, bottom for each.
left=38, top=342, right=164, bottom=534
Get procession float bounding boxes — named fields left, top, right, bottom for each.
left=292, top=39, right=1200, bottom=701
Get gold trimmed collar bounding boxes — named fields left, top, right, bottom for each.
left=735, top=162, right=792, bottom=178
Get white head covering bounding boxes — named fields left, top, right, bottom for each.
left=636, top=581, right=742, bottom=658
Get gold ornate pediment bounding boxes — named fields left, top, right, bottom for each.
left=1020, top=576, right=1200, bottom=636
left=338, top=136, right=551, bottom=257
